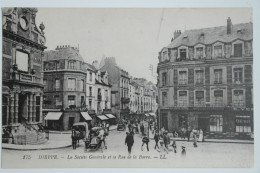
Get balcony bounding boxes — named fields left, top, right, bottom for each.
left=177, top=102, right=189, bottom=107
left=121, top=97, right=130, bottom=103
left=97, top=94, right=102, bottom=101
left=6, top=71, right=41, bottom=84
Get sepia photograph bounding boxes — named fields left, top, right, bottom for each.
left=1, top=6, right=255, bottom=169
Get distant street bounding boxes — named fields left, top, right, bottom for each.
left=2, top=129, right=253, bottom=168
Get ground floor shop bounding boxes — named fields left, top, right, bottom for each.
left=159, top=107, right=253, bottom=139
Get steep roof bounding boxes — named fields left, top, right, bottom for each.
left=85, top=63, right=97, bottom=72
left=167, top=22, right=253, bottom=49
left=43, top=47, right=84, bottom=62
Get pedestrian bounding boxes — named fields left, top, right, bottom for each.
left=99, top=128, right=107, bottom=149
left=71, top=129, right=77, bottom=150
left=163, top=131, right=170, bottom=149
left=156, top=141, right=168, bottom=154
left=106, top=122, right=110, bottom=136
left=154, top=131, right=160, bottom=149
left=193, top=130, right=198, bottom=147
left=181, top=146, right=186, bottom=156
left=140, top=123, right=144, bottom=135
left=198, top=129, right=203, bottom=142
left=128, top=123, right=132, bottom=133
left=186, top=126, right=191, bottom=142
left=125, top=132, right=134, bottom=154
left=141, top=134, right=150, bottom=151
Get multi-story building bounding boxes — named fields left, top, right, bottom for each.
left=42, top=45, right=89, bottom=130
left=157, top=18, right=253, bottom=139
left=2, top=8, right=47, bottom=144
left=100, top=57, right=130, bottom=119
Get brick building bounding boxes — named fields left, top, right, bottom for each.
left=157, top=18, right=253, bottom=139
left=2, top=8, right=47, bottom=144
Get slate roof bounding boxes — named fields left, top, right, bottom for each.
left=167, top=22, right=253, bottom=49
left=43, top=47, right=85, bottom=62
left=85, top=63, right=97, bottom=72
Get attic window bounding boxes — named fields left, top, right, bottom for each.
left=200, top=33, right=205, bottom=37
left=182, top=35, right=188, bottom=40
left=237, top=29, right=242, bottom=34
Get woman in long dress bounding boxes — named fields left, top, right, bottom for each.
left=198, top=129, right=203, bottom=142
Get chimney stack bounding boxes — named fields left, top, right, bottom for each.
left=173, top=30, right=182, bottom=41
left=227, top=17, right=232, bottom=34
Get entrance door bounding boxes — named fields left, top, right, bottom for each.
left=161, top=113, right=168, bottom=130
left=68, top=117, right=75, bottom=130
left=198, top=115, right=209, bottom=132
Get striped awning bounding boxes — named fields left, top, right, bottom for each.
left=44, top=112, right=63, bottom=120
left=105, top=114, right=116, bottom=119
left=97, top=115, right=109, bottom=120
left=81, top=112, right=92, bottom=121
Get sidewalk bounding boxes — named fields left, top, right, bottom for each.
left=2, top=125, right=118, bottom=150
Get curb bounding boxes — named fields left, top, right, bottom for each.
left=2, top=144, right=72, bottom=151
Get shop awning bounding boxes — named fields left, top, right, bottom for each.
left=149, top=113, right=156, bottom=117
left=145, top=114, right=150, bottom=117
left=97, top=115, right=109, bottom=120
left=81, top=112, right=92, bottom=121
left=105, top=114, right=116, bottom=119
left=44, top=112, right=63, bottom=120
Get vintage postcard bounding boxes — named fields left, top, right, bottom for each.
left=1, top=7, right=254, bottom=168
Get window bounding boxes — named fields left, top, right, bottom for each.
left=79, top=79, right=84, bottom=92
left=233, top=90, right=244, bottom=107
left=16, top=50, right=29, bottom=72
left=178, top=91, right=188, bottom=106
left=196, top=47, right=204, bottom=59
left=214, top=90, right=223, bottom=107
left=55, top=95, right=59, bottom=105
left=178, top=71, right=187, bottom=85
left=162, top=72, right=167, bottom=86
left=43, top=79, right=47, bottom=85
left=68, top=78, right=76, bottom=91
left=235, top=116, right=251, bottom=133
left=89, top=72, right=92, bottom=81
left=89, top=100, right=92, bottom=109
left=180, top=49, right=187, bottom=60
left=55, top=79, right=60, bottom=90
left=162, top=92, right=167, bottom=106
left=36, top=96, right=41, bottom=122
left=56, top=61, right=60, bottom=69
left=162, top=51, right=168, bottom=61
left=234, top=68, right=243, bottom=83
left=195, top=70, right=204, bottom=84
left=89, top=87, right=92, bottom=96
left=68, top=61, right=75, bottom=69
left=68, top=95, right=76, bottom=106
left=195, top=91, right=204, bottom=106
left=214, top=69, right=222, bottom=84
left=234, top=43, right=243, bottom=57
left=214, top=45, right=223, bottom=58
left=210, top=115, right=223, bottom=132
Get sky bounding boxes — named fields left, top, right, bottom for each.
left=36, top=8, right=252, bottom=83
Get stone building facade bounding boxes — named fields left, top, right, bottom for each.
left=157, top=18, right=253, bottom=139
left=2, top=8, right=47, bottom=144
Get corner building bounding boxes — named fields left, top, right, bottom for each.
left=157, top=18, right=253, bottom=139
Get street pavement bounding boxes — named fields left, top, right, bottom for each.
left=2, top=129, right=254, bottom=168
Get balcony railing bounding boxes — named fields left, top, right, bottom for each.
left=214, top=78, right=223, bottom=84
left=194, top=101, right=205, bottom=107
left=7, top=72, right=41, bottom=84
left=233, top=101, right=245, bottom=108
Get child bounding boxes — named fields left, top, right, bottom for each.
left=181, top=146, right=186, bottom=156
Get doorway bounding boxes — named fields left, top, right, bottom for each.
left=68, top=117, right=75, bottom=130
left=198, top=115, right=209, bottom=132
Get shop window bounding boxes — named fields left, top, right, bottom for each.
left=235, top=116, right=251, bottom=133
left=195, top=70, right=204, bottom=84
left=178, top=71, right=188, bottom=85
left=195, top=91, right=204, bottom=106
left=234, top=43, right=243, bottom=57
left=178, top=91, right=188, bottom=106
left=214, top=90, right=223, bottom=107
left=210, top=115, right=223, bottom=132
left=234, top=67, right=243, bottom=83
left=214, top=69, right=222, bottom=84
left=233, top=90, right=245, bottom=107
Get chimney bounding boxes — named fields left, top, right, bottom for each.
left=173, top=30, right=182, bottom=40
left=227, top=17, right=232, bottom=34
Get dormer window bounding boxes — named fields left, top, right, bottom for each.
left=234, top=44, right=242, bottom=57
left=180, top=49, right=187, bottom=60
left=68, top=61, right=75, bottom=69
left=162, top=51, right=168, bottom=61
left=196, top=47, right=203, bottom=59
left=214, top=45, right=222, bottom=57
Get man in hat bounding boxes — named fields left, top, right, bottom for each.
left=141, top=134, right=150, bottom=151
left=181, top=146, right=186, bottom=156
